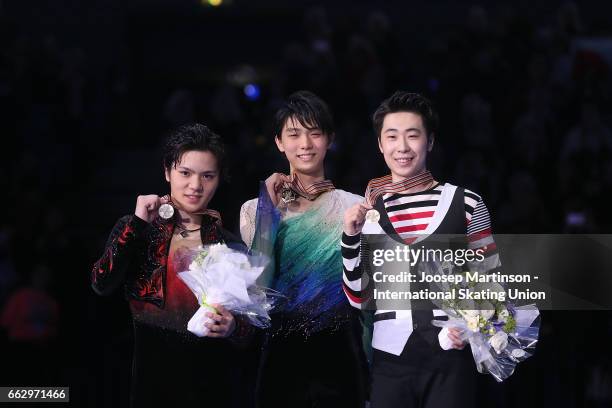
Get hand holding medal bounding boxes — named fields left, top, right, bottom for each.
left=264, top=172, right=335, bottom=208
left=264, top=173, right=293, bottom=207
left=342, top=201, right=373, bottom=236
left=134, top=194, right=171, bottom=223
left=345, top=170, right=434, bottom=234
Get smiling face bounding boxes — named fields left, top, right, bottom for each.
left=164, top=150, right=220, bottom=214
left=378, top=111, right=434, bottom=182
left=275, top=116, right=330, bottom=178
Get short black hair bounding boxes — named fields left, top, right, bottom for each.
left=273, top=90, right=334, bottom=139
left=162, top=123, right=228, bottom=181
left=372, top=91, right=439, bottom=139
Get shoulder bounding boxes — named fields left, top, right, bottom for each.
left=115, top=214, right=138, bottom=227
left=461, top=187, right=488, bottom=215
left=333, top=189, right=364, bottom=207
left=118, top=214, right=133, bottom=223
left=240, top=198, right=258, bottom=218
left=447, top=184, right=492, bottom=223
left=462, top=187, right=483, bottom=204
left=442, top=183, right=483, bottom=208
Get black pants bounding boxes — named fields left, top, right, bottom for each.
left=130, top=321, right=250, bottom=408
left=256, top=323, right=368, bottom=408
left=370, top=330, right=476, bottom=408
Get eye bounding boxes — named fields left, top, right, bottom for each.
left=180, top=171, right=190, bottom=176
left=386, top=134, right=397, bottom=140
left=311, top=132, right=322, bottom=138
left=203, top=174, right=216, bottom=180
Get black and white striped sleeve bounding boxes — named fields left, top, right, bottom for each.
left=465, top=193, right=501, bottom=274
left=341, top=232, right=371, bottom=309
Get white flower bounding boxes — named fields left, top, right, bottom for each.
left=489, top=331, right=509, bottom=354
left=511, top=348, right=526, bottom=358
left=466, top=316, right=480, bottom=332
left=208, top=243, right=233, bottom=259
left=459, top=309, right=479, bottom=319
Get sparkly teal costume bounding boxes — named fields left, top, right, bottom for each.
left=243, top=183, right=363, bottom=335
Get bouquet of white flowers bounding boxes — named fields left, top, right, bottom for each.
left=177, top=243, right=276, bottom=337
left=422, top=261, right=540, bottom=382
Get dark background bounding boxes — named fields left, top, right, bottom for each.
left=1, top=0, right=611, bottom=406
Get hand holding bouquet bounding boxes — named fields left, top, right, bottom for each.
left=423, top=261, right=540, bottom=382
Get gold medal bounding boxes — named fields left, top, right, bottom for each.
left=365, top=209, right=380, bottom=223
left=280, top=187, right=297, bottom=204
left=158, top=203, right=175, bottom=219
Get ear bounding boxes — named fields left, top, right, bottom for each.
left=378, top=137, right=384, bottom=154
left=427, top=134, right=435, bottom=152
left=164, top=167, right=171, bottom=182
left=275, top=135, right=285, bottom=153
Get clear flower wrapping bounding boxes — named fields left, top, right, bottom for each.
left=176, top=243, right=277, bottom=337
left=422, top=261, right=540, bottom=382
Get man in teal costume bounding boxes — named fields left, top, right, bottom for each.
left=240, top=91, right=368, bottom=407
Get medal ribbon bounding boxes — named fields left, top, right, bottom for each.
left=365, top=170, right=434, bottom=205
left=282, top=173, right=335, bottom=201
left=162, top=195, right=222, bottom=226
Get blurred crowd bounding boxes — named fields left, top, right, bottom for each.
left=1, top=1, right=611, bottom=406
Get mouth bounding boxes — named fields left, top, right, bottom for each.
left=296, top=153, right=316, bottom=162
left=184, top=194, right=202, bottom=203
left=394, top=157, right=414, bottom=166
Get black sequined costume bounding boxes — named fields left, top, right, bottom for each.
left=92, top=214, right=254, bottom=407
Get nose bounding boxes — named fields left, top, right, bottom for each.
left=299, top=133, right=313, bottom=150
left=189, top=175, right=203, bottom=191
left=397, top=135, right=411, bottom=153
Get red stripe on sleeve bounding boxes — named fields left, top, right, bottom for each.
left=342, top=282, right=368, bottom=304
left=467, top=228, right=492, bottom=243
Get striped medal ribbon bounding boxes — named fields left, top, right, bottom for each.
left=365, top=170, right=434, bottom=206
left=281, top=173, right=335, bottom=203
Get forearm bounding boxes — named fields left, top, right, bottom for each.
left=341, top=232, right=371, bottom=309
left=91, top=215, right=147, bottom=295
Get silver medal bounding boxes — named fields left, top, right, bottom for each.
left=158, top=203, right=175, bottom=219
left=365, top=209, right=380, bottom=223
